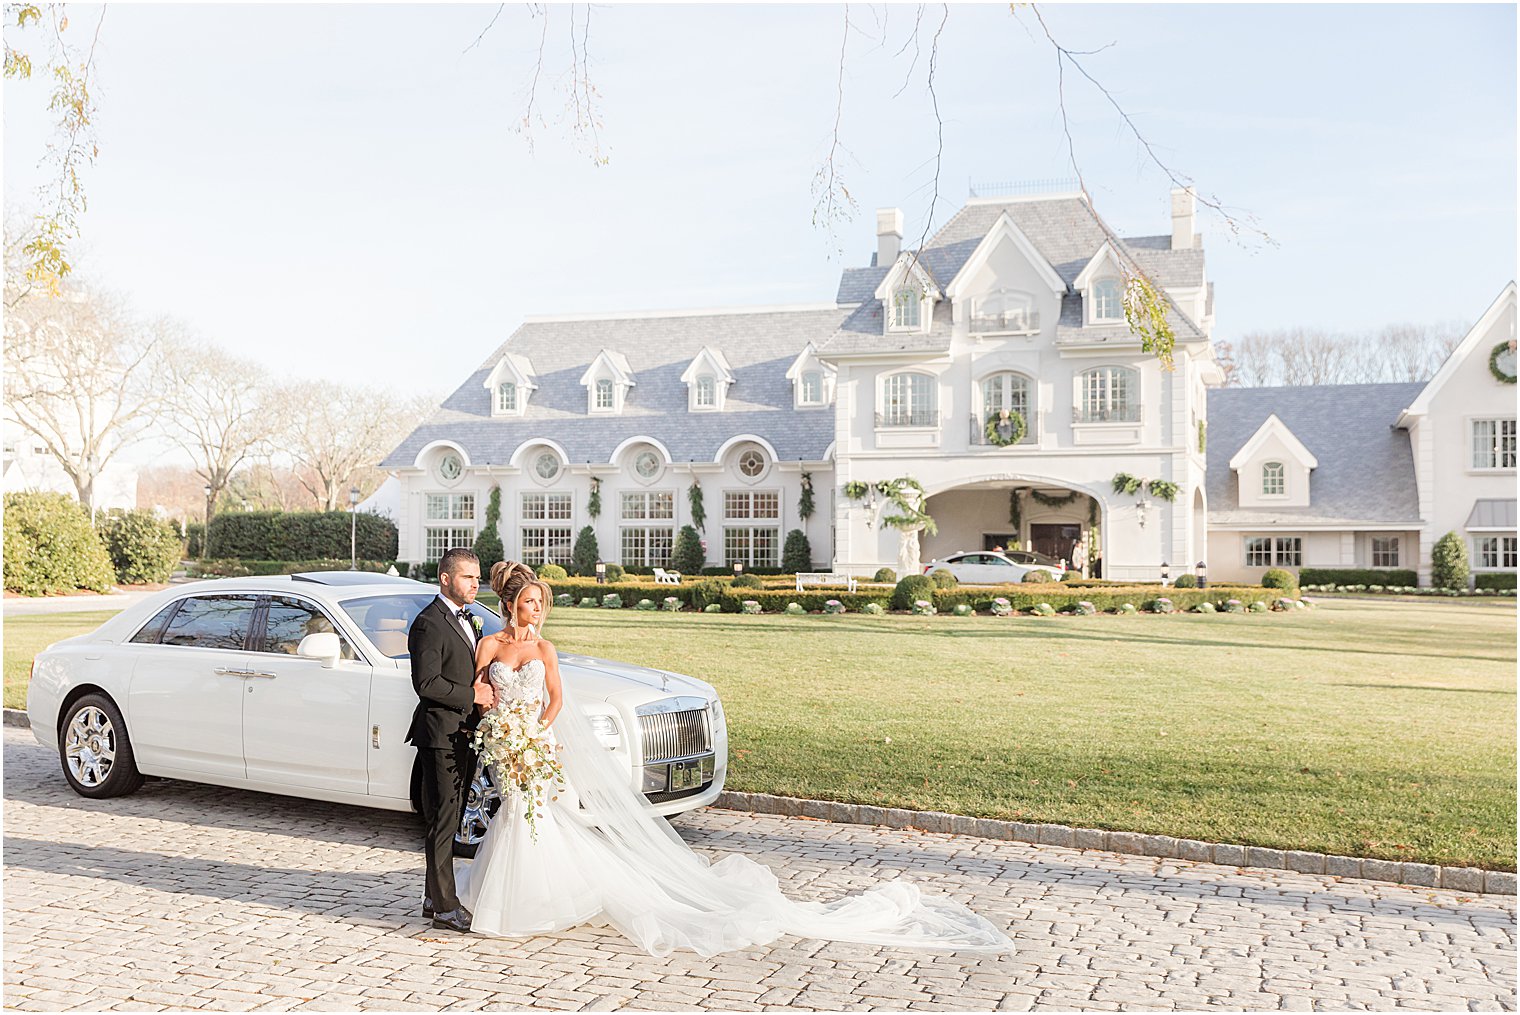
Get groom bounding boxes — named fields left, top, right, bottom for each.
left=406, top=547, right=495, bottom=932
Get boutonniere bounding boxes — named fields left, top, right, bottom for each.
left=471, top=615, right=484, bottom=636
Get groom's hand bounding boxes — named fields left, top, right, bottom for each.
left=473, top=679, right=496, bottom=708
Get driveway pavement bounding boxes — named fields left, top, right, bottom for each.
left=3, top=589, right=159, bottom=616
left=4, top=726, right=1515, bottom=1011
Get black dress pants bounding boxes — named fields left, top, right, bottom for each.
left=419, top=733, right=476, bottom=913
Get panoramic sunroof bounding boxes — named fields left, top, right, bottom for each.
left=289, top=571, right=422, bottom=586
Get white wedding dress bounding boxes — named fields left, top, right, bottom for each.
left=456, top=659, right=1013, bottom=957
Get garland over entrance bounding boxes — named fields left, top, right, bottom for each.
left=1029, top=489, right=1079, bottom=509
left=983, top=409, right=1027, bottom=446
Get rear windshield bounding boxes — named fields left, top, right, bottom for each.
left=339, top=594, right=503, bottom=659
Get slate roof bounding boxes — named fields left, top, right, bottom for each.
left=820, top=196, right=1207, bottom=356
left=381, top=306, right=849, bottom=469
left=1206, top=383, right=1426, bottom=526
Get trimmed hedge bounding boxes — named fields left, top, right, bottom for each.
left=205, top=510, right=398, bottom=562
left=97, top=509, right=182, bottom=584
left=1299, top=567, right=1419, bottom=587
left=1475, top=572, right=1518, bottom=591
left=191, top=558, right=394, bottom=578
left=3, top=492, right=117, bottom=595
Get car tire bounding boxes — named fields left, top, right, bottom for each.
left=58, top=694, right=144, bottom=799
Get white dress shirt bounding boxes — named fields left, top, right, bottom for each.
left=437, top=594, right=477, bottom=645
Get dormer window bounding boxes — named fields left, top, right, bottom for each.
left=484, top=352, right=537, bottom=417
left=695, top=375, right=716, bottom=408
left=594, top=379, right=614, bottom=411
left=580, top=349, right=635, bottom=415
left=891, top=288, right=922, bottom=329
left=1262, top=461, right=1285, bottom=496
left=786, top=342, right=835, bottom=410
left=680, top=346, right=735, bottom=412
left=495, top=383, right=517, bottom=414
left=1091, top=278, right=1122, bottom=322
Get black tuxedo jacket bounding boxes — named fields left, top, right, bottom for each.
left=405, top=597, right=481, bottom=748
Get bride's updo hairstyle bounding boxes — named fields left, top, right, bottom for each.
left=489, top=560, right=552, bottom=630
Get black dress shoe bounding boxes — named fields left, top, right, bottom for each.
left=431, top=906, right=472, bottom=932
left=422, top=898, right=434, bottom=919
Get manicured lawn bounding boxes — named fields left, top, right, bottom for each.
left=6, top=598, right=1514, bottom=869
left=4, top=611, right=119, bottom=714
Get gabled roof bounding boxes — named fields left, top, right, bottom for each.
left=944, top=212, right=1066, bottom=299
left=483, top=352, right=538, bottom=392
left=678, top=345, right=735, bottom=385
left=784, top=342, right=834, bottom=380
left=579, top=349, right=636, bottom=388
left=873, top=252, right=942, bottom=301
left=1227, top=413, right=1319, bottom=471
left=1399, top=281, right=1516, bottom=424
left=1206, top=383, right=1425, bottom=526
left=1072, top=241, right=1125, bottom=291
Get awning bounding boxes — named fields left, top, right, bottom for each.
left=1465, top=498, right=1517, bottom=531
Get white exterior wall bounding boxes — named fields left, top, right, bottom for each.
left=1206, top=528, right=1422, bottom=584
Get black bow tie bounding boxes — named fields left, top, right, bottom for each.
left=456, top=609, right=471, bottom=622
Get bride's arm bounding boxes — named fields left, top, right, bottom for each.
left=472, top=635, right=497, bottom=714
left=539, top=641, right=563, bottom=728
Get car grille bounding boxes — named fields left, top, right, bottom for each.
left=639, top=708, right=711, bottom=764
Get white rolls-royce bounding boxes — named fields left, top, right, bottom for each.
left=25, top=572, right=728, bottom=853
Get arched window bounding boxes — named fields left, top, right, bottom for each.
left=980, top=373, right=1031, bottom=437
left=881, top=372, right=936, bottom=427
left=1091, top=278, right=1122, bottom=321
left=1079, top=366, right=1139, bottom=423
left=1262, top=461, right=1285, bottom=496
left=972, top=289, right=1037, bottom=333
left=891, top=288, right=922, bottom=329
left=695, top=374, right=716, bottom=408
left=594, top=378, right=614, bottom=411
left=495, top=383, right=517, bottom=413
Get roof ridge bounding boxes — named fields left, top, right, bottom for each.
left=520, top=302, right=843, bottom=324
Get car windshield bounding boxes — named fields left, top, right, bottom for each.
left=339, top=593, right=504, bottom=659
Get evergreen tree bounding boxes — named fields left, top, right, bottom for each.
left=472, top=485, right=504, bottom=573
left=671, top=525, right=705, bottom=574
left=572, top=525, right=600, bottom=576
left=1431, top=530, right=1470, bottom=589
left=782, top=528, right=812, bottom=573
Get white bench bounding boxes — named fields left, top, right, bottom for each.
left=795, top=572, right=858, bottom=593
left=653, top=567, right=683, bottom=585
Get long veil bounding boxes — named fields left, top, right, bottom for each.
left=549, top=674, right=1015, bottom=957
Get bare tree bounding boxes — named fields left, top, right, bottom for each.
left=3, top=281, right=166, bottom=511
left=158, top=328, right=283, bottom=527
left=1227, top=332, right=1280, bottom=387
left=276, top=383, right=435, bottom=511
left=1223, top=321, right=1470, bottom=387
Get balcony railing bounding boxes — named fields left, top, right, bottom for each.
left=1073, top=405, right=1142, bottom=424
left=970, top=310, right=1040, bottom=335
left=970, top=412, right=1040, bottom=446
left=875, top=410, right=940, bottom=428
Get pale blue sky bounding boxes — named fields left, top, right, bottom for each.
left=5, top=3, right=1516, bottom=436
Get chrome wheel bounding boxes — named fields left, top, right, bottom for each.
left=457, top=766, right=501, bottom=848
left=65, top=706, right=116, bottom=788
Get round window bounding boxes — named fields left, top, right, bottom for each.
left=439, top=454, right=463, bottom=481
left=738, top=449, right=765, bottom=478
left=534, top=452, right=561, bottom=481
left=634, top=450, right=661, bottom=479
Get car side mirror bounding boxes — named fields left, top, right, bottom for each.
left=297, top=632, right=342, bottom=668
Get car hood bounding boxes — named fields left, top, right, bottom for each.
left=556, top=653, right=716, bottom=703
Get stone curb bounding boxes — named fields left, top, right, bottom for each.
left=713, top=790, right=1518, bottom=898
left=6, top=708, right=1508, bottom=898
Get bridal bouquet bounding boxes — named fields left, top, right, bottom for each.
left=472, top=698, right=564, bottom=841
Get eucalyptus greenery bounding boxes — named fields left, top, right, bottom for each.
left=875, top=476, right=936, bottom=535
left=1121, top=270, right=1177, bottom=370
left=1147, top=480, right=1180, bottom=503
left=843, top=480, right=870, bottom=501
left=687, top=482, right=705, bottom=531
left=1111, top=472, right=1143, bottom=496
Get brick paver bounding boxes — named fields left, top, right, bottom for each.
left=4, top=726, right=1515, bottom=1011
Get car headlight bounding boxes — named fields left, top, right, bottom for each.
left=708, top=697, right=725, bottom=729
left=588, top=714, right=621, bottom=744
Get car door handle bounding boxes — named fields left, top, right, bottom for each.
left=247, top=670, right=278, bottom=679
left=214, top=667, right=253, bottom=676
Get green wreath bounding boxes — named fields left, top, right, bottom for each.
left=983, top=410, right=1027, bottom=446
left=1490, top=341, right=1517, bottom=384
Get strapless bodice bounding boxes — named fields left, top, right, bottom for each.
left=488, top=658, right=546, bottom=705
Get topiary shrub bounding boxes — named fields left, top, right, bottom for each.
left=1023, top=569, right=1054, bottom=584
left=892, top=574, right=935, bottom=610
left=97, top=509, right=182, bottom=585
left=604, top=563, right=626, bottom=583
left=536, top=563, right=568, bottom=580
left=782, top=529, right=812, bottom=573
left=688, top=579, right=727, bottom=610
left=1171, top=573, right=1198, bottom=589
left=873, top=566, right=898, bottom=583
left=929, top=569, right=958, bottom=590
left=3, top=492, right=116, bottom=595
left=1261, top=568, right=1296, bottom=592
left=731, top=572, right=762, bottom=589
left=1432, top=531, right=1470, bottom=590
left=571, top=526, right=599, bottom=577
left=472, top=486, right=504, bottom=574
left=671, top=525, right=705, bottom=575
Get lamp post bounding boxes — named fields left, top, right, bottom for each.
left=1160, top=561, right=1170, bottom=587
left=349, top=486, right=360, bottom=569
left=732, top=561, right=744, bottom=578
left=1196, top=560, right=1207, bottom=589
left=203, top=484, right=212, bottom=557
left=595, top=561, right=606, bottom=585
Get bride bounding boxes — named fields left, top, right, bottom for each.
left=456, top=561, right=1014, bottom=957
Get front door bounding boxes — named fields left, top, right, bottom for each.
left=1030, top=524, right=1082, bottom=567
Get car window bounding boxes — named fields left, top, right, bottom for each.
left=987, top=555, right=1015, bottom=566
left=129, top=601, right=181, bottom=645
left=340, top=594, right=504, bottom=660
left=160, top=595, right=258, bottom=650
left=261, top=596, right=357, bottom=660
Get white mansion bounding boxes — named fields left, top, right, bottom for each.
left=382, top=191, right=1516, bottom=587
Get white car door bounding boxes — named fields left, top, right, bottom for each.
left=239, top=594, right=370, bottom=795
left=127, top=594, right=255, bottom=782
left=956, top=554, right=992, bottom=584
left=986, top=555, right=1026, bottom=584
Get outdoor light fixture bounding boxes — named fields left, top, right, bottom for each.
left=349, top=486, right=361, bottom=569
left=595, top=561, right=606, bottom=584
left=1161, top=561, right=1170, bottom=587
left=733, top=562, right=744, bottom=577
left=1136, top=495, right=1150, bottom=528
left=1196, top=560, right=1208, bottom=589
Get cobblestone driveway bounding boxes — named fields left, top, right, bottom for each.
left=4, top=727, right=1515, bottom=1011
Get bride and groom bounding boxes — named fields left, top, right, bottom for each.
left=406, top=548, right=1013, bottom=957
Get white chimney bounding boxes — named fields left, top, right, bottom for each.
left=1171, top=187, right=1196, bottom=250
left=876, top=208, right=903, bottom=266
